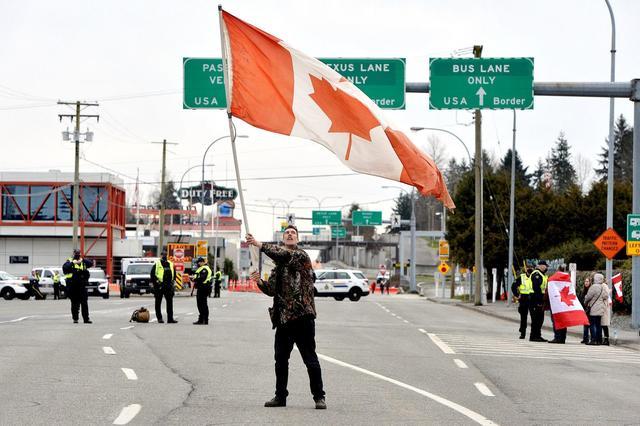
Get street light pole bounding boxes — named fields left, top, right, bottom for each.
left=604, top=0, right=616, bottom=288
left=179, top=164, right=214, bottom=237
left=201, top=135, right=247, bottom=238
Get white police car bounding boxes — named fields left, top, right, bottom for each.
left=314, top=269, right=370, bottom=301
left=0, top=271, right=30, bottom=300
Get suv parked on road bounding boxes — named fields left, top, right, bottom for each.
left=87, top=268, right=110, bottom=299
left=314, top=269, right=370, bottom=301
left=0, top=271, right=29, bottom=300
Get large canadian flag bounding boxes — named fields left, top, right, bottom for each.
left=548, top=271, right=590, bottom=329
left=220, top=10, right=455, bottom=209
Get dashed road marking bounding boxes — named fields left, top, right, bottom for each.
left=222, top=304, right=228, bottom=308
left=396, top=316, right=403, bottom=320
left=474, top=382, right=495, bottom=397
left=454, top=359, right=468, bottom=369
left=103, top=346, right=116, bottom=355
left=403, top=320, right=410, bottom=324
left=427, top=333, right=456, bottom=354
left=121, top=368, right=138, bottom=380
left=185, top=312, right=194, bottom=316
left=113, top=404, right=141, bottom=425
left=150, top=318, right=157, bottom=323
left=418, top=328, right=427, bottom=334
left=316, top=352, right=497, bottom=425
left=103, top=334, right=113, bottom=340
left=120, top=326, right=134, bottom=330
left=391, top=313, right=397, bottom=317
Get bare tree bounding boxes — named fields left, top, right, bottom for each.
left=425, top=134, right=448, bottom=169
left=573, top=153, right=592, bottom=192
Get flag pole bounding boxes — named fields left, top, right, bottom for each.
left=218, top=5, right=258, bottom=272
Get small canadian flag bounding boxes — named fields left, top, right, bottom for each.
left=612, top=273, right=623, bottom=303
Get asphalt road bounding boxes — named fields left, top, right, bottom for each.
left=1, top=292, right=639, bottom=425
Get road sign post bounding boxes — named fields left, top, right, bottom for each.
left=319, top=58, right=406, bottom=109
left=352, top=211, right=382, bottom=226
left=429, top=57, right=534, bottom=110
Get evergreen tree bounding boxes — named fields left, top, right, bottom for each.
left=596, top=114, right=634, bottom=183
left=391, top=192, right=411, bottom=232
left=444, top=158, right=470, bottom=196
left=549, top=132, right=577, bottom=192
left=498, top=149, right=531, bottom=186
left=531, top=159, right=546, bottom=190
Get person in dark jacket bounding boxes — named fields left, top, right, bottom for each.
left=529, top=260, right=548, bottom=342
left=213, top=269, right=222, bottom=298
left=511, top=267, right=533, bottom=339
left=62, top=249, right=94, bottom=324
left=150, top=250, right=177, bottom=324
left=248, top=225, right=326, bottom=410
left=192, top=257, right=212, bottom=325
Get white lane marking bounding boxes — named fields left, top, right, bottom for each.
left=403, top=320, right=410, bottom=324
left=150, top=318, right=157, bottom=323
left=427, top=333, right=456, bottom=354
left=474, top=383, right=495, bottom=397
left=103, top=346, right=116, bottom=355
left=121, top=368, right=138, bottom=380
left=222, top=304, right=228, bottom=308
left=103, top=334, right=113, bottom=340
left=317, top=352, right=497, bottom=426
left=0, top=316, right=35, bottom=324
left=418, top=328, right=427, bottom=334
left=120, top=326, right=134, bottom=330
left=396, top=316, right=403, bottom=320
left=454, top=359, right=468, bottom=369
left=391, top=313, right=397, bottom=317
left=185, top=312, right=194, bottom=316
left=113, top=404, right=141, bottom=425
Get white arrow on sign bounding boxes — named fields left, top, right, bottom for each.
left=476, top=87, right=486, bottom=106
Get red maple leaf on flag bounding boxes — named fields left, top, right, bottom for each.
left=308, top=75, right=380, bottom=161
left=559, top=285, right=577, bottom=306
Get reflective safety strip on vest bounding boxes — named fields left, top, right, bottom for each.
left=518, top=273, right=533, bottom=295
left=531, top=270, right=548, bottom=293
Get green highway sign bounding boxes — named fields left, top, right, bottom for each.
left=183, top=58, right=227, bottom=109
left=312, top=210, right=342, bottom=226
left=331, top=226, right=347, bottom=238
left=429, top=57, right=534, bottom=110
left=352, top=211, right=382, bottom=226
left=312, top=227, right=321, bottom=236
left=628, top=214, right=640, bottom=255
left=319, top=58, right=405, bottom=109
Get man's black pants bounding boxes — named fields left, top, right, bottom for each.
left=196, top=285, right=211, bottom=321
left=517, top=295, right=530, bottom=336
left=213, top=283, right=221, bottom=298
left=529, top=302, right=545, bottom=339
left=69, top=287, right=89, bottom=322
left=154, top=288, right=174, bottom=321
left=53, top=283, right=60, bottom=300
left=274, top=317, right=325, bottom=401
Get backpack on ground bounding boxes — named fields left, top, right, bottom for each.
left=130, top=307, right=150, bottom=323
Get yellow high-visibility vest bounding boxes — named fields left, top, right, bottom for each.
left=195, top=265, right=213, bottom=284
left=518, top=273, right=533, bottom=295
left=530, top=269, right=548, bottom=293
left=154, top=259, right=175, bottom=283
left=65, top=258, right=86, bottom=280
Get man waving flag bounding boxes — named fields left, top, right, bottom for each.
left=218, top=8, right=454, bottom=209
left=547, top=271, right=590, bottom=329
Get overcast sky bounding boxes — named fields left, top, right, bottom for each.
left=1, top=0, right=638, bottom=240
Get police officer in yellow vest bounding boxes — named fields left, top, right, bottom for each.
left=150, top=250, right=177, bottom=324
left=53, top=270, right=61, bottom=300
left=529, top=260, right=549, bottom=342
left=193, top=257, right=213, bottom=325
left=512, top=267, right=533, bottom=339
left=62, top=249, right=94, bottom=324
left=213, top=269, right=222, bottom=298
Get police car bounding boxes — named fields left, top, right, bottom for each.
left=314, top=269, right=370, bottom=301
left=0, top=271, right=30, bottom=300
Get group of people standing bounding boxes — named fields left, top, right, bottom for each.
left=512, top=261, right=613, bottom=345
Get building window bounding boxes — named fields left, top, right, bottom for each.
left=2, top=185, right=28, bottom=220
left=80, top=185, right=107, bottom=223
left=57, top=186, right=73, bottom=221
left=30, top=185, right=55, bottom=221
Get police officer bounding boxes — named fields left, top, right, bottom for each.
left=193, top=257, right=213, bottom=325
left=150, top=250, right=178, bottom=324
left=62, top=249, right=94, bottom=324
left=53, top=270, right=61, bottom=300
left=213, top=269, right=222, bottom=298
left=511, top=267, right=533, bottom=339
left=529, top=260, right=549, bottom=342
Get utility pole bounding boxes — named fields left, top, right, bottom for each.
left=152, top=139, right=178, bottom=255
left=473, top=45, right=484, bottom=306
left=58, top=101, right=99, bottom=253
left=410, top=189, right=417, bottom=293
left=605, top=0, right=616, bottom=289
left=507, top=110, right=517, bottom=306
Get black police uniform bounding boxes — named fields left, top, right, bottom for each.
left=529, top=269, right=547, bottom=341
left=150, top=258, right=176, bottom=323
left=62, top=257, right=94, bottom=323
left=213, top=271, right=222, bottom=298
left=194, top=264, right=213, bottom=324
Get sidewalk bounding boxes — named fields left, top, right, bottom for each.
left=426, top=295, right=640, bottom=352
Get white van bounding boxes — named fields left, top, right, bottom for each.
left=120, top=258, right=158, bottom=298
